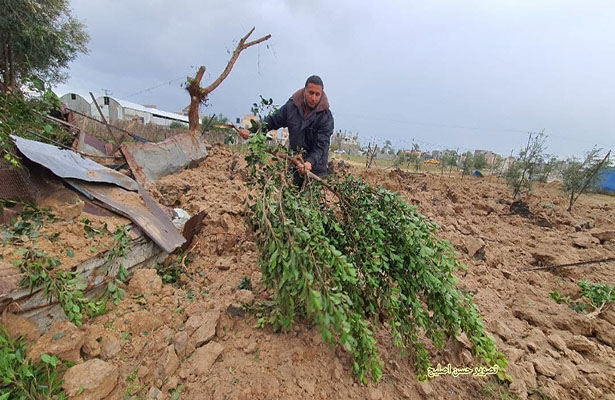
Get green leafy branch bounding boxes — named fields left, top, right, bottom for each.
left=13, top=226, right=132, bottom=326
left=246, top=128, right=508, bottom=383
left=0, top=200, right=55, bottom=245
left=0, top=327, right=68, bottom=400
left=551, top=280, right=615, bottom=316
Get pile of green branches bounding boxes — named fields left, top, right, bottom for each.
left=246, top=133, right=507, bottom=383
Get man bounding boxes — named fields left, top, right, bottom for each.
left=240, top=75, right=334, bottom=179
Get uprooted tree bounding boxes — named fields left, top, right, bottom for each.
left=185, top=28, right=271, bottom=131
left=244, top=100, right=508, bottom=383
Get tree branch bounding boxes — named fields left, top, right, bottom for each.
left=201, top=28, right=271, bottom=96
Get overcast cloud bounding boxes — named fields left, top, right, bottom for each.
left=55, top=0, right=615, bottom=157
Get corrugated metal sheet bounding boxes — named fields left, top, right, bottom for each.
left=66, top=180, right=186, bottom=253
left=11, top=135, right=138, bottom=191
left=121, top=131, right=208, bottom=186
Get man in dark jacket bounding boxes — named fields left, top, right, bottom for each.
left=240, top=75, right=334, bottom=178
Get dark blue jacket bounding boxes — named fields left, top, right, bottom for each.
left=265, top=88, right=334, bottom=177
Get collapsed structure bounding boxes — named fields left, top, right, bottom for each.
left=0, top=116, right=208, bottom=332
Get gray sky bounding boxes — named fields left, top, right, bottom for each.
left=56, top=0, right=615, bottom=158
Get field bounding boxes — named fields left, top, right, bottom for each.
left=3, top=145, right=615, bottom=399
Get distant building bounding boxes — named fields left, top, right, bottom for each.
left=331, top=130, right=361, bottom=155
left=91, top=96, right=188, bottom=127
left=60, top=93, right=91, bottom=116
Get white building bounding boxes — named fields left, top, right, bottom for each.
left=90, top=96, right=188, bottom=128
left=59, top=92, right=91, bottom=116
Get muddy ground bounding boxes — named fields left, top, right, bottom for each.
left=4, top=145, right=615, bottom=399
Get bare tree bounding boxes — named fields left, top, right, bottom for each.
left=186, top=28, right=271, bottom=131
left=365, top=141, right=378, bottom=169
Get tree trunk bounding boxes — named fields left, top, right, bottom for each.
left=187, top=66, right=206, bottom=131
left=186, top=28, right=271, bottom=132
left=7, top=43, right=15, bottom=93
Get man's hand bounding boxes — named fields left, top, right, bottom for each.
left=238, top=129, right=250, bottom=140
left=298, top=161, right=312, bottom=176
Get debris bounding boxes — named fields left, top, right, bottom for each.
left=463, top=236, right=485, bottom=260
left=11, top=135, right=138, bottom=191
left=571, top=233, right=593, bottom=248
left=531, top=249, right=558, bottom=266
left=0, top=261, right=22, bottom=300
left=565, top=335, right=596, bottom=353
left=531, top=356, right=558, bottom=377
left=510, top=200, right=531, bottom=217
left=121, top=131, right=209, bottom=187
left=37, top=188, right=84, bottom=220
left=0, top=227, right=170, bottom=332
left=82, top=324, right=106, bottom=357
left=100, top=333, right=122, bottom=360
left=73, top=130, right=110, bottom=157
left=181, top=210, right=207, bottom=250
left=66, top=179, right=186, bottom=253
left=235, top=289, right=255, bottom=305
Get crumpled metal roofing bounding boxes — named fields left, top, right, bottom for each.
left=11, top=135, right=139, bottom=191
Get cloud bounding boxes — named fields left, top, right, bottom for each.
left=57, top=0, right=615, bottom=157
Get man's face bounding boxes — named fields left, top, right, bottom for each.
left=304, top=83, right=323, bottom=109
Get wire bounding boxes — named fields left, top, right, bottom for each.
left=123, top=66, right=198, bottom=99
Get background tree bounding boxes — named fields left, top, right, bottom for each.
left=410, top=152, right=422, bottom=172
left=505, top=130, right=547, bottom=200
left=185, top=28, right=270, bottom=131
left=381, top=139, right=394, bottom=155
left=392, top=150, right=409, bottom=168
left=534, top=155, right=559, bottom=183
left=201, top=114, right=230, bottom=131
left=473, top=153, right=487, bottom=170
left=445, top=150, right=458, bottom=177
left=562, top=149, right=611, bottom=211
left=460, top=151, right=474, bottom=179
left=0, top=0, right=89, bottom=92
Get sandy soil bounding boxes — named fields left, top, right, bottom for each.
left=5, top=145, right=615, bottom=399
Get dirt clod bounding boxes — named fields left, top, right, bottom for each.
left=62, top=358, right=118, bottom=400
left=28, top=321, right=84, bottom=363
left=128, top=268, right=163, bottom=297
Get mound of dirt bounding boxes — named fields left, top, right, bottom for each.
left=5, top=145, right=615, bottom=399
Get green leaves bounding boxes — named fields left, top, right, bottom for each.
left=552, top=280, right=614, bottom=314
left=248, top=135, right=506, bottom=384
left=0, top=328, right=67, bottom=399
